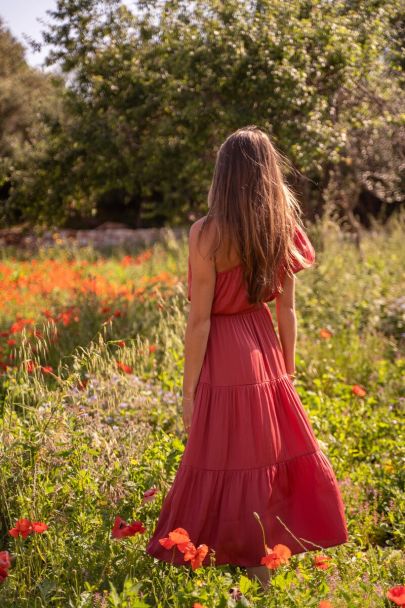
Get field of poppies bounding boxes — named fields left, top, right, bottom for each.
left=0, top=214, right=404, bottom=607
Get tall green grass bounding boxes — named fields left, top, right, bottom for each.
left=0, top=212, right=404, bottom=607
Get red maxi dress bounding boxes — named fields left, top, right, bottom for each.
left=146, top=224, right=349, bottom=567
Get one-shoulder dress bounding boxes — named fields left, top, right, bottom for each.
left=145, top=224, right=349, bottom=567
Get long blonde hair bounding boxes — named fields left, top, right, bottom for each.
left=197, top=125, right=312, bottom=304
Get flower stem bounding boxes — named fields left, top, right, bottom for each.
left=253, top=511, right=268, bottom=554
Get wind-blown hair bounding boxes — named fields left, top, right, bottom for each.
left=197, top=125, right=312, bottom=304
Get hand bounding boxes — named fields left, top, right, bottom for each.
left=182, top=395, right=194, bottom=434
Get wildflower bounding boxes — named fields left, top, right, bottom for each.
left=26, top=360, right=36, bottom=374
left=0, top=550, right=11, bottom=584
left=41, top=366, right=54, bottom=374
left=159, top=527, right=190, bottom=551
left=117, top=340, right=126, bottom=348
left=58, top=310, right=74, bottom=326
left=319, top=602, right=333, bottom=608
left=121, top=255, right=133, bottom=266
left=314, top=554, right=332, bottom=570
left=181, top=541, right=209, bottom=570
left=9, top=518, right=33, bottom=538
left=149, top=344, right=157, bottom=353
left=352, top=384, right=367, bottom=397
left=229, top=587, right=243, bottom=601
left=10, top=318, right=34, bottom=333
left=260, top=543, right=292, bottom=569
left=111, top=515, right=145, bottom=539
left=319, top=328, right=333, bottom=339
left=9, top=518, right=48, bottom=538
left=193, top=603, right=207, bottom=608
left=116, top=361, right=133, bottom=374
left=387, top=585, right=405, bottom=606
left=32, top=521, right=49, bottom=534
left=142, top=487, right=158, bottom=503
left=158, top=526, right=210, bottom=570
left=6, top=339, right=16, bottom=346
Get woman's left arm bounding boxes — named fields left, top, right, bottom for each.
left=182, top=221, right=216, bottom=433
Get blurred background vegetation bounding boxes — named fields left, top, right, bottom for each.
left=0, top=0, right=403, bottom=231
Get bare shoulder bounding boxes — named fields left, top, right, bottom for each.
left=189, top=216, right=217, bottom=261
left=189, top=215, right=215, bottom=236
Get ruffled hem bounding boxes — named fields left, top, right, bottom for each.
left=145, top=448, right=349, bottom=568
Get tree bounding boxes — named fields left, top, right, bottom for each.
left=4, top=0, right=404, bottom=227
left=0, top=19, right=63, bottom=224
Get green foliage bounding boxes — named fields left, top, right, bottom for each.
left=1, top=1, right=403, bottom=226
left=0, top=19, right=65, bottom=225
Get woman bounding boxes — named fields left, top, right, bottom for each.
left=146, top=126, right=349, bottom=589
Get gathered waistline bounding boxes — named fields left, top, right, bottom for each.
left=211, top=303, right=267, bottom=317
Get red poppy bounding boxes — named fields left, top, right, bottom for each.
left=58, top=310, right=74, bottom=326
left=0, top=566, right=9, bottom=583
left=158, top=527, right=191, bottom=551
left=149, top=344, right=157, bottom=353
left=9, top=518, right=48, bottom=538
left=6, top=339, right=16, bottom=346
left=31, top=521, right=48, bottom=534
left=9, top=518, right=33, bottom=538
left=121, top=255, right=133, bottom=266
left=117, top=340, right=126, bottom=348
left=387, top=585, right=405, bottom=606
left=142, top=487, right=158, bottom=503
left=116, top=361, right=133, bottom=374
left=111, top=515, right=146, bottom=539
left=352, top=384, right=367, bottom=397
left=26, top=360, right=36, bottom=374
left=0, top=550, right=11, bottom=584
left=319, top=328, right=333, bottom=339
left=0, top=551, right=11, bottom=570
left=260, top=543, right=292, bottom=569
left=193, top=603, right=207, bottom=608
left=314, top=554, right=332, bottom=570
left=113, top=310, right=122, bottom=318
left=0, top=551, right=11, bottom=583
left=41, top=366, right=54, bottom=374
left=10, top=319, right=34, bottom=334
left=182, top=542, right=209, bottom=570
left=318, top=602, right=333, bottom=608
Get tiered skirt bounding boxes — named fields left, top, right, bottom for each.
left=146, top=305, right=349, bottom=567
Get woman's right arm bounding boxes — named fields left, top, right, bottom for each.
left=275, top=273, right=297, bottom=377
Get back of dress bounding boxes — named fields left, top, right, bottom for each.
left=187, top=223, right=316, bottom=315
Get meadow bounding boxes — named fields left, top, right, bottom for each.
left=0, top=214, right=404, bottom=608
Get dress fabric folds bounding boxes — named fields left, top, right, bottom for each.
left=145, top=224, right=349, bottom=567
